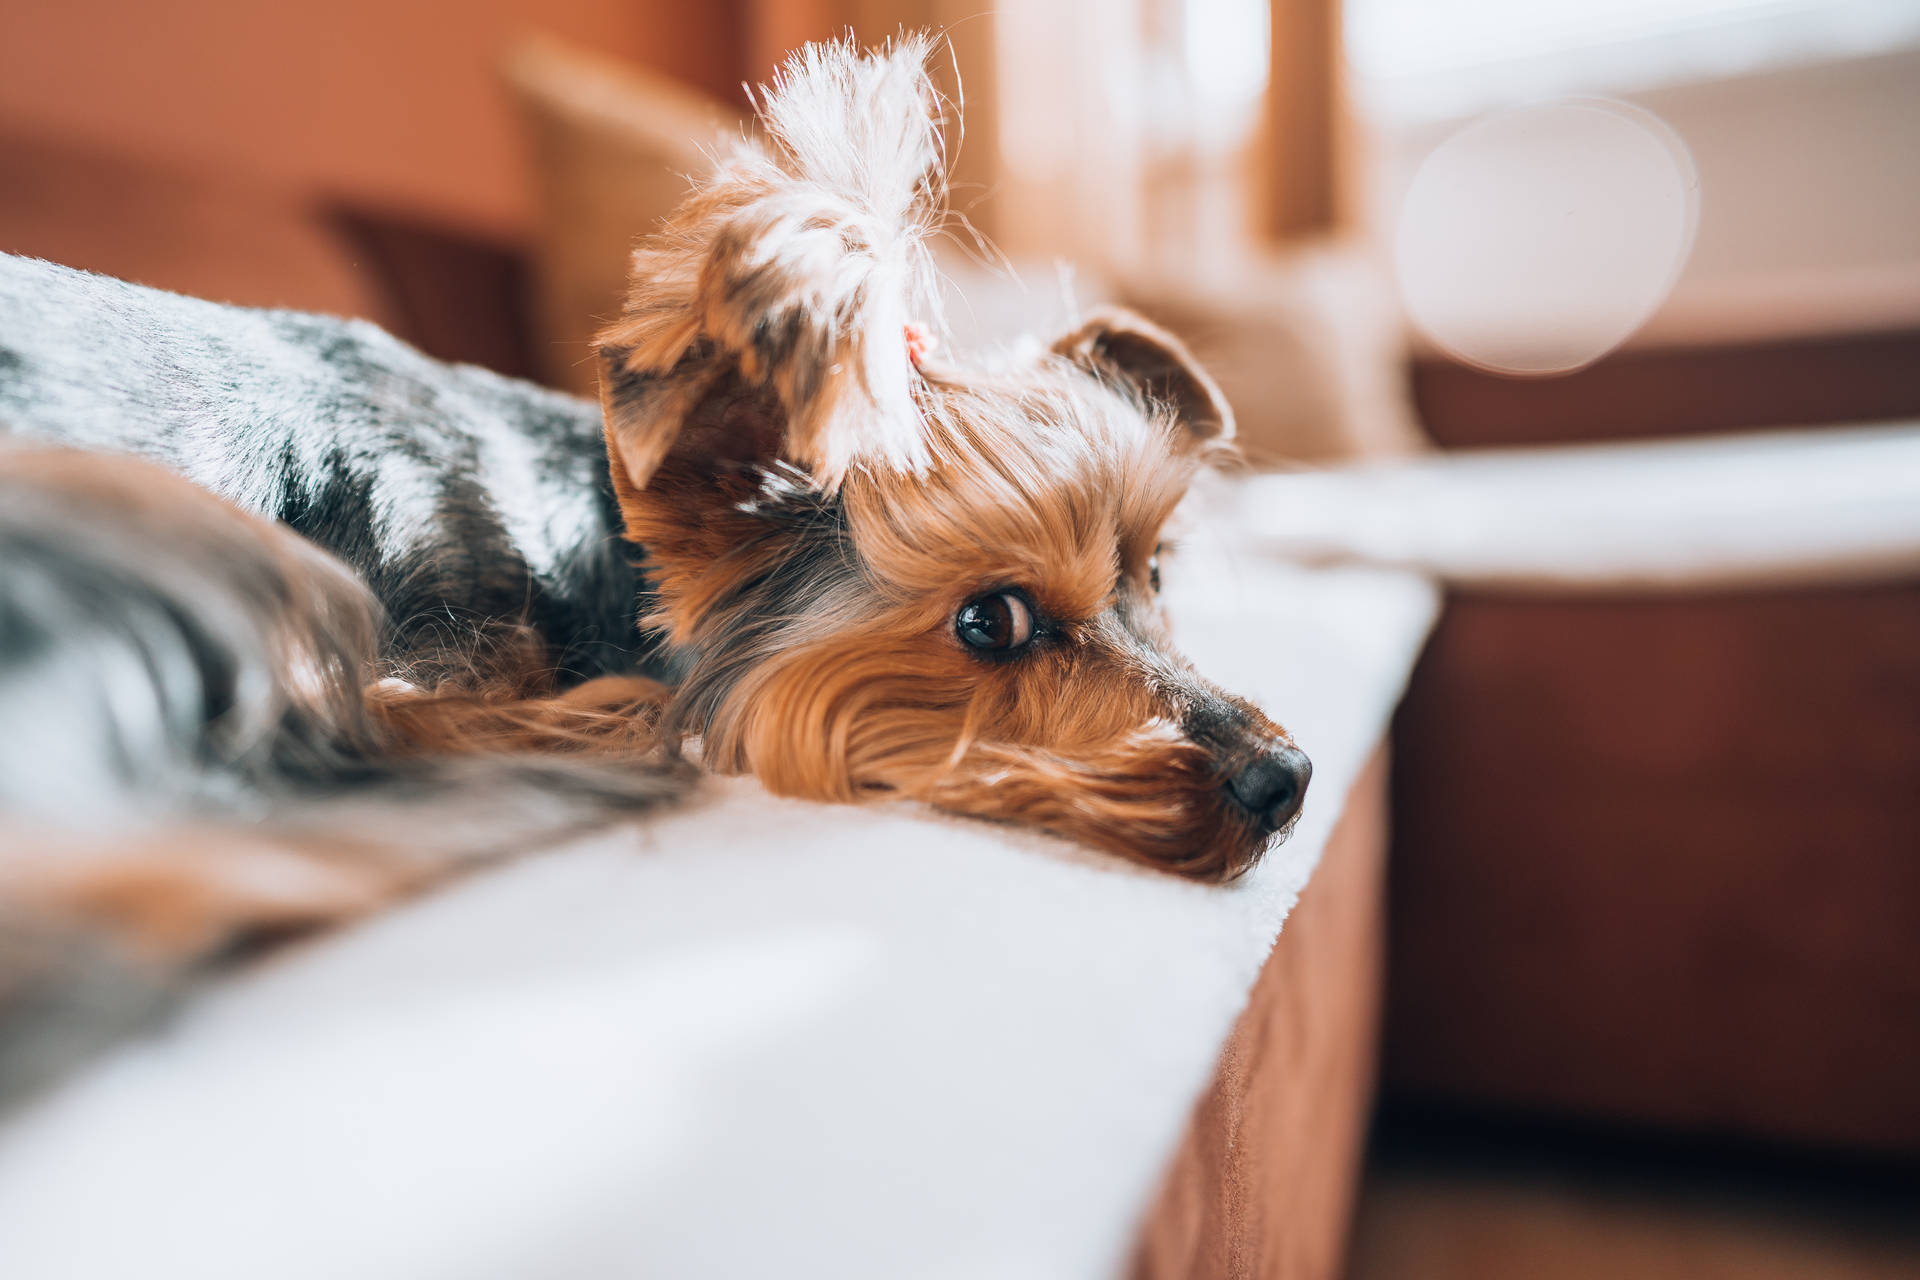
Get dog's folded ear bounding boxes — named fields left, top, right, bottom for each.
left=1052, top=308, right=1235, bottom=446
left=596, top=37, right=943, bottom=503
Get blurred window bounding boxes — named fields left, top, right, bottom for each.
left=1353, top=0, right=1920, bottom=346
left=1348, top=0, right=1920, bottom=121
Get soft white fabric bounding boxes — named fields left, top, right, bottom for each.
left=1238, top=421, right=1920, bottom=591
left=0, top=512, right=1438, bottom=1280
left=15, top=421, right=1903, bottom=1275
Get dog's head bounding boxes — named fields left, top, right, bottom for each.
left=595, top=38, right=1307, bottom=879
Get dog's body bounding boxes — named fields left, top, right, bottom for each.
left=0, top=37, right=1308, bottom=1105
left=0, top=252, right=649, bottom=679
left=0, top=279, right=694, bottom=1098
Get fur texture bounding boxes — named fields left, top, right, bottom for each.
left=0, top=36, right=1308, bottom=1104
left=597, top=35, right=948, bottom=491
left=596, top=38, right=1307, bottom=878
left=0, top=452, right=689, bottom=1106
left=0, top=253, right=647, bottom=678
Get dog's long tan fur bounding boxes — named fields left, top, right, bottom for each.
left=1, top=35, right=1306, bottom=1104
left=346, top=35, right=1302, bottom=876
left=586, top=36, right=1302, bottom=877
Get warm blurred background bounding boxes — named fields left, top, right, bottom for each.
left=3, top=0, right=1915, bottom=1274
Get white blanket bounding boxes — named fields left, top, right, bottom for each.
left=0, top=524, right=1438, bottom=1279
left=1240, top=422, right=1920, bottom=591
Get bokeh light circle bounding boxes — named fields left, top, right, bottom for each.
left=1394, top=99, right=1700, bottom=376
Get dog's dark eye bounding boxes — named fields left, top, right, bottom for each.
left=1148, top=552, right=1162, bottom=594
left=956, top=591, right=1034, bottom=652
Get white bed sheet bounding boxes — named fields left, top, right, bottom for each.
left=0, top=519, right=1438, bottom=1280
left=1239, top=421, right=1920, bottom=591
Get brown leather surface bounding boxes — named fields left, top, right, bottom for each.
left=0, top=130, right=393, bottom=323
left=1132, top=748, right=1389, bottom=1280
left=1412, top=329, right=1920, bottom=450
left=0, top=130, right=549, bottom=381
left=1388, top=331, right=1920, bottom=1156
left=1385, top=587, right=1920, bottom=1154
left=327, top=207, right=541, bottom=380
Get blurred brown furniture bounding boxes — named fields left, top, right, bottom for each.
left=508, top=36, right=743, bottom=396
left=1385, top=334, right=1920, bottom=1157
left=0, top=0, right=742, bottom=243
left=0, top=0, right=748, bottom=376
left=0, top=123, right=545, bottom=382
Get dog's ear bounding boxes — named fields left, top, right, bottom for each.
left=1053, top=308, right=1234, bottom=445
left=596, top=37, right=941, bottom=509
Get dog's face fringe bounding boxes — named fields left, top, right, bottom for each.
left=621, top=360, right=1300, bottom=879
left=595, top=36, right=1306, bottom=880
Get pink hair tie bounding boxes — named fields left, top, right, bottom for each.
left=904, top=322, right=937, bottom=367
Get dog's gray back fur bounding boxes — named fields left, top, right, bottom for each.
left=0, top=255, right=693, bottom=1106
left=0, top=253, right=647, bottom=678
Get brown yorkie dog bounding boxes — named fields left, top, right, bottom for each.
left=590, top=36, right=1310, bottom=878
left=0, top=36, right=1305, bottom=1102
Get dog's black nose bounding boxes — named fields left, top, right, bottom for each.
left=1226, top=745, right=1312, bottom=830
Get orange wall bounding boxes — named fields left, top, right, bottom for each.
left=0, top=0, right=746, bottom=240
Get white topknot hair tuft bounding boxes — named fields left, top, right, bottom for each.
left=757, top=34, right=946, bottom=271
left=597, top=34, right=949, bottom=492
